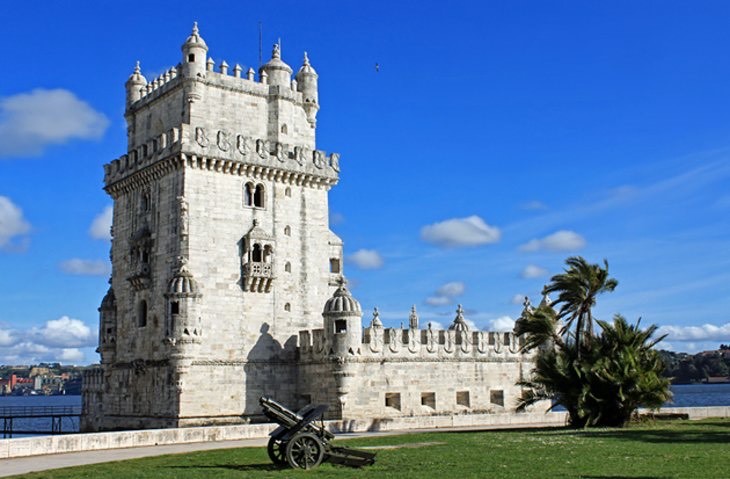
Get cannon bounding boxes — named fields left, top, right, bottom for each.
left=259, top=396, right=376, bottom=469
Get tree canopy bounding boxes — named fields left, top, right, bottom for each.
left=515, top=256, right=671, bottom=428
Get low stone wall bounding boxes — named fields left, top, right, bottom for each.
left=1, top=406, right=728, bottom=460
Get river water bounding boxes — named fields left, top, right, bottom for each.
left=1, top=383, right=729, bottom=437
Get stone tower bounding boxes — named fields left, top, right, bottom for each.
left=82, top=24, right=344, bottom=431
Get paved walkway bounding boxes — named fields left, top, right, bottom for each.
left=0, top=423, right=558, bottom=477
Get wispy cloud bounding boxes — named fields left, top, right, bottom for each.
left=89, top=206, right=113, bottom=240
left=520, top=230, right=586, bottom=252
left=0, top=196, right=31, bottom=250
left=425, top=281, right=465, bottom=306
left=521, top=200, right=548, bottom=211
left=421, top=215, right=501, bottom=247
left=348, top=249, right=384, bottom=269
left=60, top=258, right=111, bottom=276
left=658, top=323, right=730, bottom=342
left=521, top=264, right=548, bottom=278
left=0, top=89, right=109, bottom=158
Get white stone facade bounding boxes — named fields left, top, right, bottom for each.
left=82, top=24, right=535, bottom=432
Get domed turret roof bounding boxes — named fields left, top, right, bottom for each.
left=449, top=304, right=470, bottom=332
left=167, top=263, right=200, bottom=297
left=296, top=52, right=317, bottom=77
left=182, top=22, right=208, bottom=50
left=100, top=287, right=116, bottom=311
left=261, top=43, right=292, bottom=74
left=323, top=279, right=361, bottom=316
left=126, top=61, right=147, bottom=86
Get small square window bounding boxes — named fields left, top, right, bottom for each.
left=456, top=391, right=470, bottom=407
left=335, top=319, right=347, bottom=333
left=385, top=392, right=401, bottom=410
left=490, top=390, right=504, bottom=407
left=421, top=392, right=436, bottom=409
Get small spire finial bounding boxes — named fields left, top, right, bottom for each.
left=192, top=21, right=199, bottom=35
left=134, top=60, right=141, bottom=74
left=371, top=307, right=382, bottom=327
left=272, top=42, right=281, bottom=59
left=303, top=51, right=310, bottom=65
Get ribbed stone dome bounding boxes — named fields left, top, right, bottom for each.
left=182, top=22, right=207, bottom=49
left=100, top=287, right=116, bottom=311
left=296, top=52, right=317, bottom=77
left=261, top=43, right=293, bottom=74
left=449, top=304, right=470, bottom=332
left=167, top=266, right=199, bottom=296
left=323, top=282, right=361, bottom=315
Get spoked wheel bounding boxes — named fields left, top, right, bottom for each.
left=285, top=432, right=324, bottom=469
left=267, top=437, right=288, bottom=467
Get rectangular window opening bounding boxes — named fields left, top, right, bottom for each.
left=385, top=392, right=401, bottom=411
left=456, top=391, right=470, bottom=407
left=490, top=390, right=504, bottom=407
left=335, top=319, right=347, bottom=333
left=421, top=392, right=436, bottom=409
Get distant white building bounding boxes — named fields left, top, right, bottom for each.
left=82, top=24, right=535, bottom=431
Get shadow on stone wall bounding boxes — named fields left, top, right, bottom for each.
left=244, top=323, right=298, bottom=417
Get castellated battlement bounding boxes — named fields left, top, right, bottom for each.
left=103, top=129, right=340, bottom=194
left=298, top=326, right=529, bottom=362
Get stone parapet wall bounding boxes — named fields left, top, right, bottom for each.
left=3, top=407, right=728, bottom=459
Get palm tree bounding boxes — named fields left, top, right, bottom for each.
left=516, top=257, right=670, bottom=427
left=543, top=256, right=618, bottom=356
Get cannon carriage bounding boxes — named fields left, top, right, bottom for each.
left=259, top=396, right=376, bottom=469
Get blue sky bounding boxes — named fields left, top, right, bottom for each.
left=1, top=1, right=729, bottom=365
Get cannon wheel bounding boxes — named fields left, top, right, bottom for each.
left=285, top=432, right=324, bottom=469
left=267, top=437, right=287, bottom=467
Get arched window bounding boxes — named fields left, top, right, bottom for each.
left=285, top=187, right=291, bottom=197
left=254, top=184, right=264, bottom=208
left=284, top=303, right=291, bottom=312
left=188, top=53, right=195, bottom=62
left=244, top=182, right=253, bottom=206
left=138, top=300, right=147, bottom=328
left=252, top=243, right=262, bottom=262
left=284, top=225, right=291, bottom=236
left=263, top=245, right=273, bottom=263
left=281, top=124, right=288, bottom=134
left=141, top=192, right=150, bottom=212
left=285, top=262, right=291, bottom=273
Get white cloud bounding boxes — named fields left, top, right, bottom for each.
left=488, top=315, right=516, bottom=332
left=0, top=89, right=109, bottom=157
left=0, top=196, right=31, bottom=249
left=520, top=230, right=586, bottom=252
left=32, top=316, right=95, bottom=348
left=425, top=281, right=465, bottom=306
left=58, top=348, right=85, bottom=363
left=89, top=206, right=113, bottom=240
left=60, top=258, right=111, bottom=276
left=0, top=328, right=17, bottom=347
left=511, top=294, right=527, bottom=305
left=329, top=212, right=345, bottom=225
left=522, top=264, right=548, bottom=279
left=425, top=320, right=445, bottom=330
left=348, top=249, right=384, bottom=269
left=421, top=215, right=501, bottom=247
left=436, top=281, right=465, bottom=297
left=658, top=323, right=730, bottom=342
left=425, top=296, right=451, bottom=306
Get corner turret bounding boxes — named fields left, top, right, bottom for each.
left=125, top=61, right=147, bottom=106
left=181, top=22, right=208, bottom=78
left=260, top=43, right=293, bottom=88
left=296, top=52, right=319, bottom=126
left=322, top=278, right=362, bottom=355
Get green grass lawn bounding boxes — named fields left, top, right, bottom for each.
left=11, top=419, right=730, bottom=479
